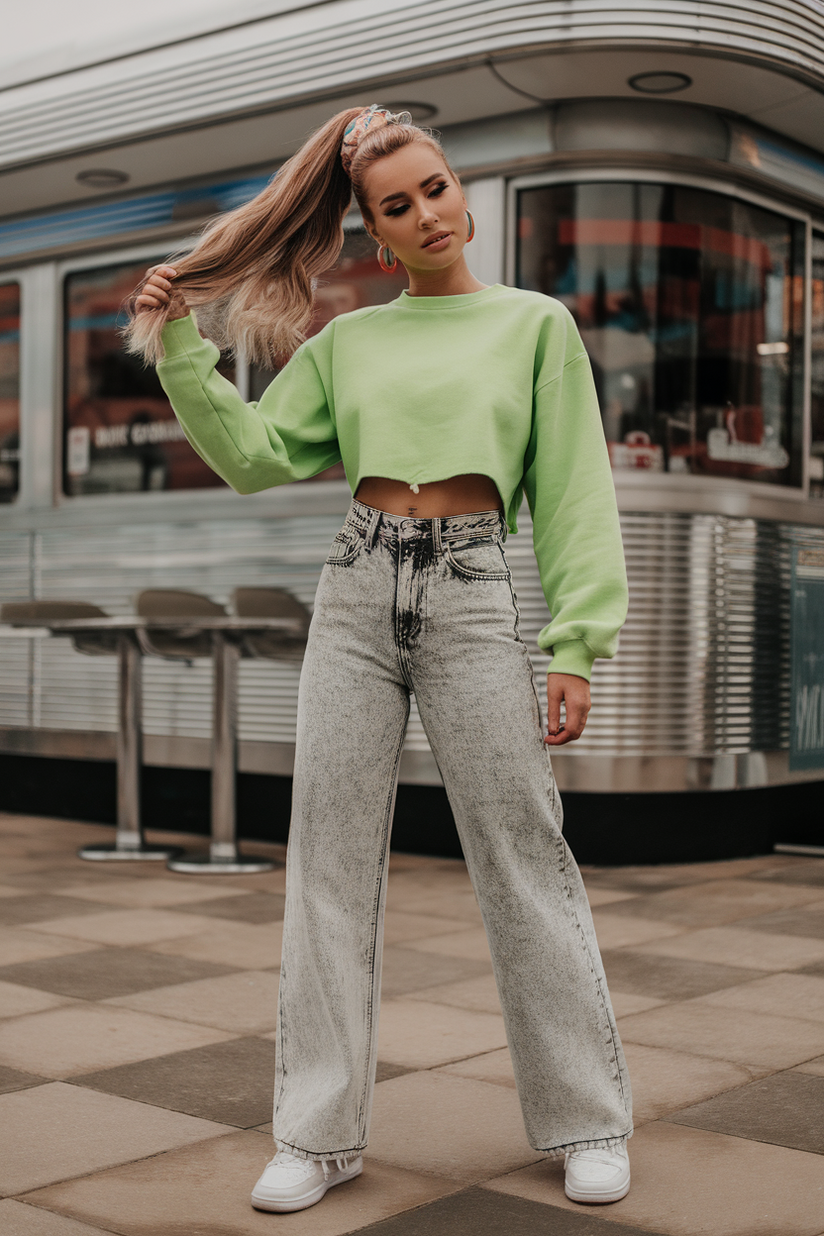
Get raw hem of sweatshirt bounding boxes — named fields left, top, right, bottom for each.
left=349, top=470, right=511, bottom=527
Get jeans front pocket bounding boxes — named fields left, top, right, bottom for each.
left=443, top=536, right=511, bottom=581
left=326, top=524, right=366, bottom=566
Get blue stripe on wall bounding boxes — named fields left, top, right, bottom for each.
left=0, top=174, right=273, bottom=260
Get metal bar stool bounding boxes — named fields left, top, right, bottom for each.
left=0, top=600, right=179, bottom=862
left=134, top=589, right=276, bottom=874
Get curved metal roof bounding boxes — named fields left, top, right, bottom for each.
left=1, top=0, right=824, bottom=171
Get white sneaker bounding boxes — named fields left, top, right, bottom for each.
left=251, top=1150, right=363, bottom=1213
left=564, top=1144, right=630, bottom=1204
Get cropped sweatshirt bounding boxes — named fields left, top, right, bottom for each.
left=157, top=283, right=628, bottom=681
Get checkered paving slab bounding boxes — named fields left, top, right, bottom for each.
left=1, top=813, right=824, bottom=1236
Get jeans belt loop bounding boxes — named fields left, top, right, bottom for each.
left=433, top=516, right=444, bottom=557
left=365, top=505, right=380, bottom=549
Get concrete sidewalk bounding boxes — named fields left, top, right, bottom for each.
left=0, top=811, right=823, bottom=1235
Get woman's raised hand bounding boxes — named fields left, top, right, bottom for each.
left=133, top=265, right=189, bottom=319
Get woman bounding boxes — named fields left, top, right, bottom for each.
left=129, top=105, right=632, bottom=1213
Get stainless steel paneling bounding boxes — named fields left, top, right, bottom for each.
left=0, top=531, right=33, bottom=727
left=24, top=514, right=436, bottom=753
left=0, top=726, right=446, bottom=785
left=31, top=515, right=333, bottom=745
left=0, top=531, right=33, bottom=597
left=575, top=514, right=824, bottom=760
left=2, top=509, right=823, bottom=789
left=1, top=1, right=822, bottom=170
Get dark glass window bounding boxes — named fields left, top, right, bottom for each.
left=65, top=232, right=406, bottom=496
left=517, top=182, right=805, bottom=487
left=0, top=283, right=20, bottom=503
left=64, top=259, right=234, bottom=496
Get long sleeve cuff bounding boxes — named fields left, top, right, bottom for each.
left=545, top=639, right=596, bottom=681
left=160, top=312, right=205, bottom=359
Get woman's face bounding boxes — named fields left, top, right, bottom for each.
left=361, top=142, right=468, bottom=273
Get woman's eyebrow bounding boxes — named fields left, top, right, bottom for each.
left=379, top=173, right=444, bottom=207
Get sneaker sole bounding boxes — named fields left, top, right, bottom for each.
left=564, top=1173, right=630, bottom=1205
left=251, top=1159, right=363, bottom=1213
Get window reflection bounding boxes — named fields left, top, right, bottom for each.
left=0, top=283, right=20, bottom=503
left=517, top=183, right=804, bottom=487
left=64, top=259, right=234, bottom=496
left=65, top=232, right=406, bottom=497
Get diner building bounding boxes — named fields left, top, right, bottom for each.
left=1, top=1, right=823, bottom=860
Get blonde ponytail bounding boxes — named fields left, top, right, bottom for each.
left=123, top=107, right=455, bottom=366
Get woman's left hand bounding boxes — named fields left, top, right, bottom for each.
left=544, top=673, right=591, bottom=746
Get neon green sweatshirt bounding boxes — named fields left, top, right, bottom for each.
left=157, top=283, right=627, bottom=680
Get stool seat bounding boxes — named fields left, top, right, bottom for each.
left=135, top=589, right=226, bottom=660
left=232, top=587, right=311, bottom=662
left=0, top=600, right=119, bottom=655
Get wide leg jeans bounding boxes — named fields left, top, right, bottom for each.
left=273, top=499, right=632, bottom=1160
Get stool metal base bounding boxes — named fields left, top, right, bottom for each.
left=167, top=851, right=277, bottom=874
left=78, top=843, right=182, bottom=861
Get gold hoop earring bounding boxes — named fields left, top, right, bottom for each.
left=377, top=244, right=397, bottom=274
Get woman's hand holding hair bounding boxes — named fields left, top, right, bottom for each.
left=133, top=265, right=189, bottom=320
left=544, top=673, right=591, bottom=746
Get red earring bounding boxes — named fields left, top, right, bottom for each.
left=466, top=210, right=475, bottom=242
left=377, top=244, right=397, bottom=273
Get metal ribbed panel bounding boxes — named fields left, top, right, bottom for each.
left=1, top=1, right=823, bottom=169
left=0, top=531, right=32, bottom=727
left=25, top=515, right=438, bottom=752
left=1, top=510, right=823, bottom=767
left=576, top=512, right=813, bottom=756
left=32, top=516, right=343, bottom=747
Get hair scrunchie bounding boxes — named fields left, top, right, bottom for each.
left=340, top=104, right=411, bottom=175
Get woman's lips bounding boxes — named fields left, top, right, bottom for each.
left=421, top=232, right=451, bottom=250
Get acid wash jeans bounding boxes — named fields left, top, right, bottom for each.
left=273, top=498, right=632, bottom=1161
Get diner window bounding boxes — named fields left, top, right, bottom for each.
left=0, top=283, right=20, bottom=503
left=811, top=231, right=824, bottom=499
left=517, top=182, right=805, bottom=487
left=64, top=259, right=235, bottom=496
left=66, top=232, right=406, bottom=496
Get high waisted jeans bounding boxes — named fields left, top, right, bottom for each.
left=273, top=499, right=632, bottom=1160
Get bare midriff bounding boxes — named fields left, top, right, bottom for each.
left=355, top=474, right=503, bottom=519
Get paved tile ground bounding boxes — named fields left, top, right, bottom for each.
left=1, top=813, right=824, bottom=1235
